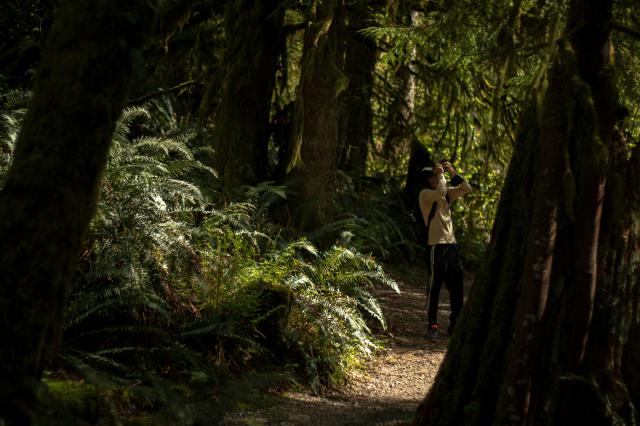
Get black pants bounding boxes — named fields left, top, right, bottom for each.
left=426, top=244, right=464, bottom=333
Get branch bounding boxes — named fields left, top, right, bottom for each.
left=611, top=21, right=640, bottom=40
left=127, top=76, right=204, bottom=105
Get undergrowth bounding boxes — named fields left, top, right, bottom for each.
left=1, top=98, right=400, bottom=423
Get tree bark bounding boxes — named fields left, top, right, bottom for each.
left=492, top=52, right=566, bottom=423
left=573, top=133, right=640, bottom=424
left=380, top=9, right=418, bottom=176
left=416, top=0, right=639, bottom=424
left=214, top=0, right=284, bottom=193
left=0, top=1, right=152, bottom=423
left=381, top=60, right=416, bottom=175
left=338, top=0, right=376, bottom=176
left=286, top=0, right=345, bottom=230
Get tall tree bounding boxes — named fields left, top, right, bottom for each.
left=380, top=8, right=418, bottom=177
left=0, top=1, right=152, bottom=423
left=380, top=64, right=416, bottom=174
left=415, top=0, right=640, bottom=424
left=338, top=0, right=377, bottom=176
left=214, top=0, right=284, bottom=193
left=286, top=0, right=346, bottom=230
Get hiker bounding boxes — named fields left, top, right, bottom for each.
left=419, top=160, right=472, bottom=339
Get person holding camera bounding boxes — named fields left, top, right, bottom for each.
left=419, top=160, right=472, bottom=339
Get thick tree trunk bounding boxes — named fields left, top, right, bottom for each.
left=0, top=1, right=151, bottom=423
left=492, top=53, right=566, bottom=423
left=214, top=0, right=284, bottom=193
left=612, top=144, right=640, bottom=412
left=286, top=0, right=345, bottom=230
left=560, top=135, right=640, bottom=426
left=338, top=0, right=376, bottom=176
left=381, top=60, right=416, bottom=175
left=416, top=0, right=639, bottom=424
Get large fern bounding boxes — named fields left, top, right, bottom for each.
left=2, top=95, right=399, bottom=407
left=64, top=106, right=216, bottom=375
left=226, top=237, right=399, bottom=387
left=176, top=198, right=399, bottom=386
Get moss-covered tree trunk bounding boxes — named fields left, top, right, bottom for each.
left=338, top=0, right=376, bottom=176
left=380, top=9, right=417, bottom=176
left=381, top=61, right=415, bottom=175
left=609, top=144, right=640, bottom=414
left=415, top=0, right=640, bottom=424
left=213, top=0, right=284, bottom=193
left=286, top=0, right=345, bottom=230
left=0, top=1, right=151, bottom=423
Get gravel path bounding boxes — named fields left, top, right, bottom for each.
left=224, top=262, right=468, bottom=425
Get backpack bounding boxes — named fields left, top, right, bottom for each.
left=410, top=189, right=452, bottom=247
left=409, top=197, right=437, bottom=248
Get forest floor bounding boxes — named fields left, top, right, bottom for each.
left=224, top=261, right=473, bottom=425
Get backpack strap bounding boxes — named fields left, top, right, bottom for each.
left=426, top=191, right=451, bottom=241
left=425, top=201, right=437, bottom=239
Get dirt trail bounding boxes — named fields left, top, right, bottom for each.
left=224, top=262, right=466, bottom=425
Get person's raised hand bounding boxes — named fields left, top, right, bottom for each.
left=442, top=161, right=456, bottom=176
left=434, top=164, right=444, bottom=175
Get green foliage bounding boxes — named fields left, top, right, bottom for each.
left=0, top=89, right=29, bottom=181
left=452, top=166, right=502, bottom=269
left=256, top=242, right=398, bottom=387
left=182, top=198, right=400, bottom=388
left=61, top=106, right=218, bottom=399
left=321, top=173, right=423, bottom=261
left=360, top=0, right=568, bottom=261
left=613, top=2, right=640, bottom=154
left=38, top=378, right=104, bottom=424
left=0, top=102, right=402, bottom=419
left=0, top=0, right=57, bottom=91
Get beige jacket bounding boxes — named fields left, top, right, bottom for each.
left=419, top=174, right=472, bottom=245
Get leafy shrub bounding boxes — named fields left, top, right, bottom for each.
left=319, top=172, right=423, bottom=261
left=1, top=99, right=399, bottom=419
left=184, top=203, right=400, bottom=388
left=450, top=167, right=502, bottom=270
left=63, top=107, right=214, bottom=374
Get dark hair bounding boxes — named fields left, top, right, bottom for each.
left=420, top=166, right=435, bottom=180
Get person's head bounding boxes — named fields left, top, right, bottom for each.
left=421, top=166, right=437, bottom=189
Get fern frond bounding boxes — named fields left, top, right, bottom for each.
left=0, top=89, right=32, bottom=109
left=71, top=351, right=131, bottom=374
left=112, top=106, right=150, bottom=144
left=132, top=136, right=194, bottom=160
